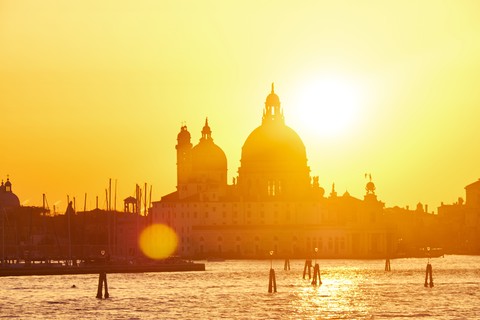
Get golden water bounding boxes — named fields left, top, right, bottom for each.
left=1, top=256, right=479, bottom=319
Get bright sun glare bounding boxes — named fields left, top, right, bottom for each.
left=293, top=76, right=362, bottom=138
left=139, top=224, right=178, bottom=260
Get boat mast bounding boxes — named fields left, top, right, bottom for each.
left=67, top=195, right=72, bottom=266
left=1, top=208, right=4, bottom=267
left=114, top=179, right=117, bottom=257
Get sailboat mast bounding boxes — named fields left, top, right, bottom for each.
left=144, top=183, right=147, bottom=216
left=113, top=179, right=117, bottom=257
left=105, top=188, right=111, bottom=254
left=67, top=195, right=72, bottom=266
left=1, top=209, right=4, bottom=267
left=109, top=179, right=112, bottom=212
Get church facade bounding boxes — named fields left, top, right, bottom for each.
left=151, top=85, right=393, bottom=259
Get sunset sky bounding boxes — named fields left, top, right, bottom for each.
left=2, top=1, right=480, bottom=213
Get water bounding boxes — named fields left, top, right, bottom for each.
left=1, top=255, right=479, bottom=319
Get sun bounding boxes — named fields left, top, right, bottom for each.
left=291, top=76, right=363, bottom=138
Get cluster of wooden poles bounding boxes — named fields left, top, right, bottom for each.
left=268, top=258, right=434, bottom=293
left=92, top=258, right=435, bottom=297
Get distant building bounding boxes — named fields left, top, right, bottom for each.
left=0, top=177, right=146, bottom=263
left=0, top=178, right=20, bottom=209
left=152, top=85, right=393, bottom=259
left=438, top=179, right=480, bottom=253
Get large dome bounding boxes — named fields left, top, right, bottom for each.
left=240, top=84, right=307, bottom=169
left=237, top=85, right=311, bottom=200
left=241, top=121, right=307, bottom=168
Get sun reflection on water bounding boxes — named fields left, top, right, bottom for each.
left=291, top=264, right=375, bottom=319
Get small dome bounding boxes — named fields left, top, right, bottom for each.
left=191, top=119, right=227, bottom=172
left=192, top=141, right=227, bottom=171
left=0, top=192, right=20, bottom=208
left=366, top=181, right=376, bottom=192
left=0, top=179, right=20, bottom=208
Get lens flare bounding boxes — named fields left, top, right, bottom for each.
left=138, top=224, right=178, bottom=260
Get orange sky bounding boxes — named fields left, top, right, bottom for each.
left=2, top=1, right=480, bottom=212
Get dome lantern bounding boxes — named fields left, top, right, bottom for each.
left=5, top=177, right=12, bottom=193
left=200, top=118, right=212, bottom=142
left=263, top=83, right=284, bottom=124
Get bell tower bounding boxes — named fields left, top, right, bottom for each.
left=176, top=124, right=193, bottom=192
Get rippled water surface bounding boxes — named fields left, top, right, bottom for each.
left=1, top=256, right=479, bottom=319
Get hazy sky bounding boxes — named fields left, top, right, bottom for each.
left=2, top=1, right=480, bottom=212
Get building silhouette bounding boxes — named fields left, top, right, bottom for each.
left=0, top=178, right=147, bottom=264
left=3, top=86, right=479, bottom=262
left=152, top=85, right=393, bottom=259
left=438, top=179, right=480, bottom=253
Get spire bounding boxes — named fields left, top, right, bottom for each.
left=271, top=82, right=275, bottom=94
left=330, top=183, right=337, bottom=198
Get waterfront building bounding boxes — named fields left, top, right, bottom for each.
left=438, top=179, right=480, bottom=254
left=152, top=85, right=393, bottom=259
left=0, top=177, right=146, bottom=263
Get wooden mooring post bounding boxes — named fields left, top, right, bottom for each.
left=302, top=259, right=312, bottom=279
left=385, top=258, right=391, bottom=271
left=424, top=263, right=433, bottom=288
left=311, top=263, right=322, bottom=286
left=96, top=272, right=109, bottom=299
left=268, top=268, right=277, bottom=293
left=284, top=259, right=290, bottom=271
left=268, top=250, right=277, bottom=293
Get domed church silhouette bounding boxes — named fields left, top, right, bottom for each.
left=152, top=84, right=388, bottom=259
